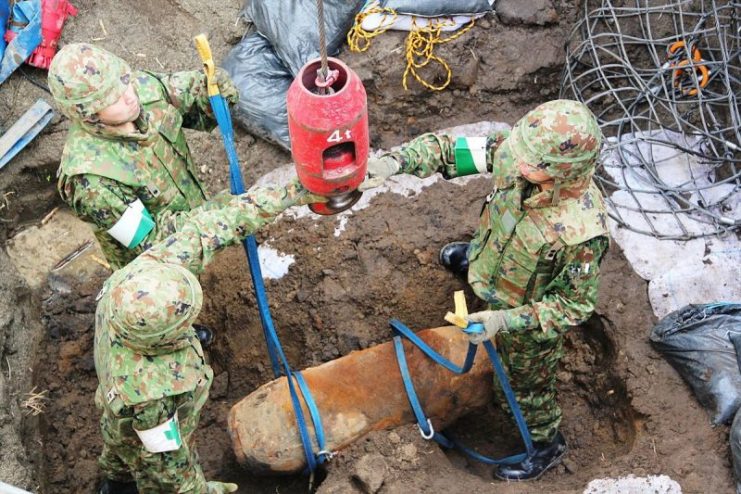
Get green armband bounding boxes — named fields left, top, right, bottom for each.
left=107, top=199, right=156, bottom=249
left=454, top=137, right=488, bottom=176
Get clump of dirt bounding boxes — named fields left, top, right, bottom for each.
left=0, top=0, right=736, bottom=493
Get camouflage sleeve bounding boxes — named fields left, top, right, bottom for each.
left=505, top=236, right=610, bottom=333
left=63, top=174, right=204, bottom=255
left=132, top=398, right=208, bottom=493
left=387, top=129, right=510, bottom=179
left=153, top=69, right=239, bottom=131
left=140, top=180, right=310, bottom=275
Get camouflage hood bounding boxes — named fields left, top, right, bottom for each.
left=48, top=43, right=132, bottom=121
left=507, top=99, right=602, bottom=201
left=105, top=260, right=202, bottom=356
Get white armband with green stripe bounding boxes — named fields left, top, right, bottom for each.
left=454, top=136, right=488, bottom=176
left=106, top=198, right=155, bottom=249
left=134, top=412, right=183, bottom=453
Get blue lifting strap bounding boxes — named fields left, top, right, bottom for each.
left=206, top=88, right=329, bottom=472
left=244, top=236, right=330, bottom=471
left=390, top=319, right=535, bottom=464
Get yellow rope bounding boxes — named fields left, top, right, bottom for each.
left=347, top=3, right=475, bottom=91
left=402, top=17, right=475, bottom=91
left=347, top=2, right=398, bottom=53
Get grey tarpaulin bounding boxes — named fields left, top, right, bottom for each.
left=0, top=0, right=42, bottom=86
left=650, top=303, right=741, bottom=425
left=243, top=0, right=366, bottom=76
left=381, top=0, right=493, bottom=17
left=222, top=33, right=293, bottom=149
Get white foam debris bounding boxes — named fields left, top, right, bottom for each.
left=256, top=243, right=295, bottom=280
left=601, top=130, right=741, bottom=317
left=334, top=215, right=349, bottom=237
left=606, top=209, right=706, bottom=281
left=647, top=234, right=741, bottom=318
left=583, top=475, right=682, bottom=494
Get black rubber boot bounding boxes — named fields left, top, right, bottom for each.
left=438, top=242, right=470, bottom=277
left=192, top=324, right=214, bottom=349
left=494, top=431, right=567, bottom=482
left=98, top=478, right=138, bottom=494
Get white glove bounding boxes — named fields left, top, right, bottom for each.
left=466, top=310, right=509, bottom=344
left=207, top=481, right=239, bottom=493
left=358, top=156, right=400, bottom=191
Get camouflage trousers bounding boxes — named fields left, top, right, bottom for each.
left=98, top=405, right=208, bottom=493
left=493, top=327, right=565, bottom=443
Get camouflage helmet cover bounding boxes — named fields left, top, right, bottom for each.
left=48, top=43, right=132, bottom=120
left=107, top=261, right=202, bottom=355
left=507, top=99, right=603, bottom=183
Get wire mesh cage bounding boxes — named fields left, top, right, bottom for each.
left=561, top=0, right=740, bottom=239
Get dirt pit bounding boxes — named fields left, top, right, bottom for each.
left=24, top=199, right=734, bottom=494
left=0, top=0, right=736, bottom=493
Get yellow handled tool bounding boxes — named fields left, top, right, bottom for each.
left=445, top=290, right=470, bottom=328
left=194, top=33, right=219, bottom=97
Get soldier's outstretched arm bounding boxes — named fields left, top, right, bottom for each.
left=387, top=129, right=510, bottom=179
left=503, top=236, right=610, bottom=334
left=152, top=69, right=239, bottom=131
left=63, top=174, right=218, bottom=261
left=360, top=129, right=511, bottom=190
left=139, top=179, right=319, bottom=275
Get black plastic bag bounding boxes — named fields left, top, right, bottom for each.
left=222, top=33, right=293, bottom=150
left=382, top=0, right=494, bottom=16
left=650, top=303, right=741, bottom=425
left=243, top=0, right=366, bottom=76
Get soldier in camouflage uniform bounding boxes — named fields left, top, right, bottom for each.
left=361, top=100, right=609, bottom=481
left=48, top=43, right=239, bottom=271
left=94, top=178, right=322, bottom=494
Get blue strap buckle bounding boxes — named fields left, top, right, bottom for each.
left=462, top=322, right=485, bottom=335
left=418, top=418, right=435, bottom=440
left=316, top=449, right=336, bottom=462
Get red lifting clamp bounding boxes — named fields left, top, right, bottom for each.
left=32, top=0, right=78, bottom=69
left=4, top=0, right=78, bottom=69
left=287, top=57, right=369, bottom=215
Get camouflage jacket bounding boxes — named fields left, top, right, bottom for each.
left=94, top=182, right=308, bottom=492
left=389, top=131, right=609, bottom=336
left=57, top=70, right=224, bottom=270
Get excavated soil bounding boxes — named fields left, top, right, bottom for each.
left=0, top=0, right=735, bottom=493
